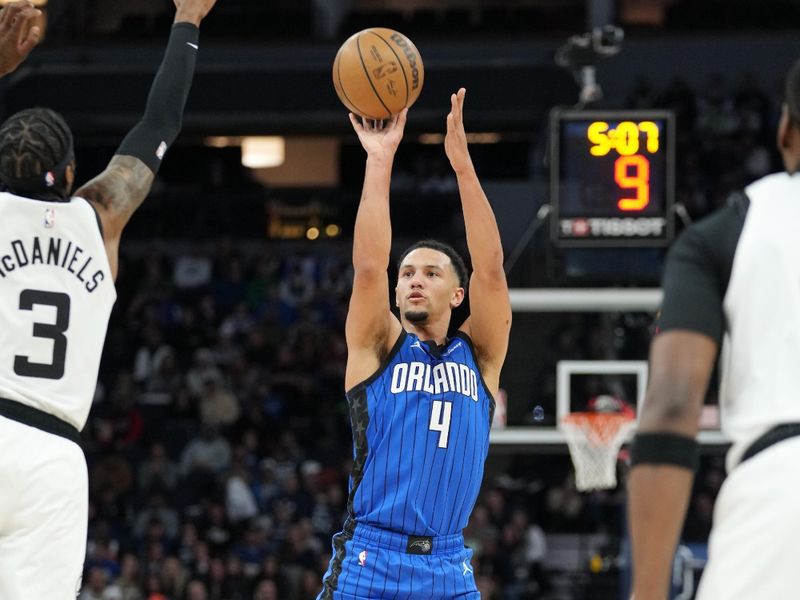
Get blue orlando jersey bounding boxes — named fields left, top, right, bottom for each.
left=345, top=330, right=495, bottom=536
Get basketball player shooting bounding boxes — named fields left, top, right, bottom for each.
left=318, top=89, right=511, bottom=598
left=627, top=58, right=800, bottom=599
left=0, top=1, right=216, bottom=598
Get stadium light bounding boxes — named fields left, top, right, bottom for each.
left=241, top=136, right=285, bottom=169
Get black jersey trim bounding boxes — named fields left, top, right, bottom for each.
left=319, top=527, right=353, bottom=598
left=345, top=329, right=408, bottom=398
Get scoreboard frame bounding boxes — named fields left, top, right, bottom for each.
left=549, top=108, right=676, bottom=248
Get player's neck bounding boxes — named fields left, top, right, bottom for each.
left=402, top=319, right=449, bottom=346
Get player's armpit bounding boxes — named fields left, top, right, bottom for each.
left=344, top=268, right=402, bottom=389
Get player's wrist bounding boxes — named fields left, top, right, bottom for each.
left=452, top=160, right=476, bottom=178
left=366, top=153, right=395, bottom=169
left=173, top=10, right=204, bottom=26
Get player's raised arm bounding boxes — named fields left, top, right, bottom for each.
left=344, top=110, right=406, bottom=389
left=0, top=1, right=42, bottom=77
left=76, top=0, right=216, bottom=280
left=446, top=88, right=511, bottom=394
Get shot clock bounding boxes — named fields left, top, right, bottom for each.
left=550, top=109, right=675, bottom=247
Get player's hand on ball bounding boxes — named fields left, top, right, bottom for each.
left=173, top=0, right=217, bottom=25
left=349, top=108, right=407, bottom=162
left=445, top=88, right=474, bottom=176
left=0, top=1, right=41, bottom=77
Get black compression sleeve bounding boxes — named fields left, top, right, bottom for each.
left=115, top=22, right=199, bottom=173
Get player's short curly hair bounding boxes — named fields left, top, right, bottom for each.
left=397, top=239, right=469, bottom=289
left=0, top=107, right=74, bottom=200
left=786, top=58, right=800, bottom=125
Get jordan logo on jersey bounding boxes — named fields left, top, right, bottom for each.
left=389, top=361, right=479, bottom=401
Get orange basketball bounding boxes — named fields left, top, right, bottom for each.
left=332, top=28, right=424, bottom=120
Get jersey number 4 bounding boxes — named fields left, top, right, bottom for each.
left=429, top=400, right=453, bottom=449
left=14, top=289, right=71, bottom=380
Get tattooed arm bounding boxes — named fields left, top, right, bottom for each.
left=75, top=156, right=154, bottom=279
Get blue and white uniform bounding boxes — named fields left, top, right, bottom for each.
left=319, top=330, right=494, bottom=599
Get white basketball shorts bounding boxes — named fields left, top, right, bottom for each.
left=697, top=435, right=800, bottom=599
left=0, top=415, right=88, bottom=599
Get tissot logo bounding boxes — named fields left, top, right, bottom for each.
left=560, top=217, right=666, bottom=238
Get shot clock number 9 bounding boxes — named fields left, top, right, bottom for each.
left=587, top=120, right=659, bottom=211
left=550, top=110, right=675, bottom=247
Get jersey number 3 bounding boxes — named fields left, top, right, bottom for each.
left=14, top=289, right=71, bottom=380
left=429, top=400, right=453, bottom=449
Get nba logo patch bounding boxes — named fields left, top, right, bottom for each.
left=44, top=171, right=55, bottom=187
left=358, top=550, right=367, bottom=567
left=43, top=208, right=56, bottom=228
left=156, top=141, right=168, bottom=160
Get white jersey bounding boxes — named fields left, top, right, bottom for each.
left=721, top=173, right=800, bottom=467
left=0, top=192, right=116, bottom=430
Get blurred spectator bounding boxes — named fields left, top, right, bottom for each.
left=198, top=377, right=240, bottom=427
left=108, top=553, right=145, bottom=600
left=134, top=493, right=180, bottom=541
left=80, top=567, right=116, bottom=600
left=133, top=328, right=174, bottom=387
left=173, top=245, right=213, bottom=292
left=139, top=442, right=180, bottom=495
left=160, top=556, right=188, bottom=599
left=186, top=348, right=223, bottom=398
left=225, top=466, right=259, bottom=524
left=253, top=578, right=279, bottom=600
left=180, top=426, right=232, bottom=477
left=183, top=580, right=209, bottom=600
left=278, top=262, right=316, bottom=309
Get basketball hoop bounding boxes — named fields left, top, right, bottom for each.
left=561, top=412, right=636, bottom=491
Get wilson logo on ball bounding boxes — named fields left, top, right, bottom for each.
left=389, top=32, right=420, bottom=91
left=332, top=28, right=425, bottom=120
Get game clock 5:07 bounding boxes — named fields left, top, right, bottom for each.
left=550, top=109, right=675, bottom=247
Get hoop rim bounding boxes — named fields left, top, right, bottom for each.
left=561, top=411, right=637, bottom=445
left=561, top=411, right=636, bottom=425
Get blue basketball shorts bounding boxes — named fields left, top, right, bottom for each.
left=317, top=520, right=479, bottom=599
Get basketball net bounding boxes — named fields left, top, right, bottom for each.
left=561, top=412, right=636, bottom=492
